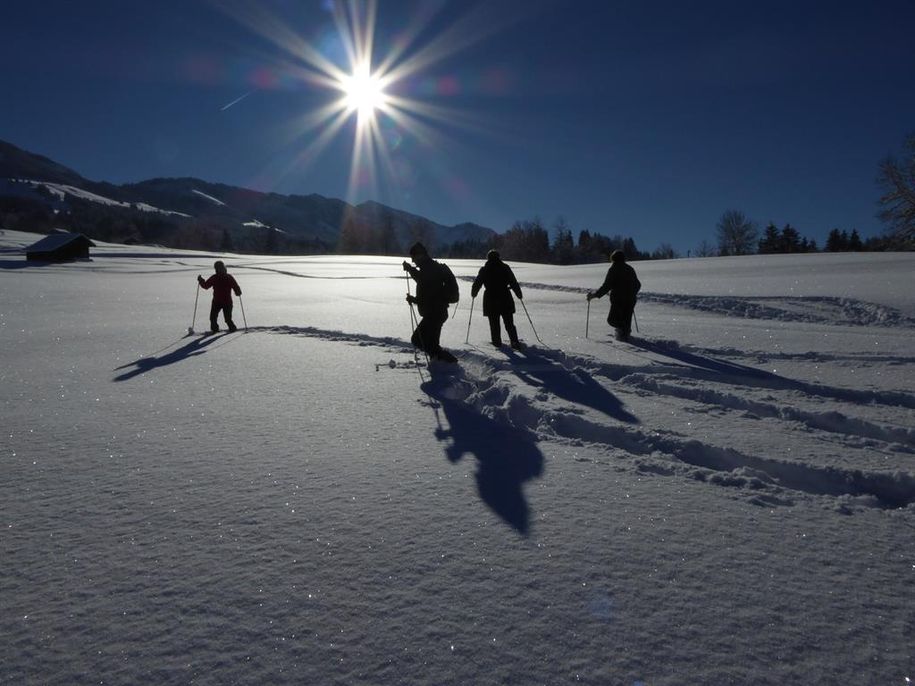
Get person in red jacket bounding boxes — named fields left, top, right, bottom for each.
left=197, top=261, right=242, bottom=333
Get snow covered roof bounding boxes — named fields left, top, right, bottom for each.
left=25, top=232, right=96, bottom=261
left=25, top=232, right=96, bottom=253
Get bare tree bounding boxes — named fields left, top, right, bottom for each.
left=651, top=243, right=678, bottom=260
left=716, top=209, right=758, bottom=256
left=877, top=133, right=915, bottom=249
left=552, top=216, right=574, bottom=264
left=693, top=239, right=717, bottom=257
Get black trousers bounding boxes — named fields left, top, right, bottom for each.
left=210, top=302, right=236, bottom=331
left=488, top=312, right=519, bottom=345
left=411, top=310, right=448, bottom=353
left=608, top=295, right=636, bottom=336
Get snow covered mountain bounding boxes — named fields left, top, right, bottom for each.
left=0, top=139, right=497, bottom=252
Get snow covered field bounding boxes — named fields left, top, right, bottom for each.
left=1, top=230, right=913, bottom=685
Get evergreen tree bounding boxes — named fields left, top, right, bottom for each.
left=779, top=224, right=802, bottom=253
left=848, top=229, right=863, bottom=251
left=379, top=215, right=400, bottom=255
left=338, top=214, right=367, bottom=253
left=758, top=223, right=780, bottom=254
left=620, top=237, right=640, bottom=260
left=552, top=219, right=575, bottom=264
left=501, top=218, right=550, bottom=262
left=263, top=227, right=277, bottom=254
left=825, top=228, right=846, bottom=252
left=220, top=228, right=234, bottom=253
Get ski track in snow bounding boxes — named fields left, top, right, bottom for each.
left=456, top=276, right=915, bottom=328
left=148, top=261, right=913, bottom=327
left=84, top=256, right=915, bottom=514
left=245, top=321, right=915, bottom=514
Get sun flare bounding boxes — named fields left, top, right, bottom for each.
left=214, top=0, right=503, bottom=204
left=341, top=64, right=387, bottom=117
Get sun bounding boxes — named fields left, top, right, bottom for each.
left=212, top=0, right=505, bottom=204
left=341, top=63, right=387, bottom=117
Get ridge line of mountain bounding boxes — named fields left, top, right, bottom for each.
left=0, top=138, right=496, bottom=252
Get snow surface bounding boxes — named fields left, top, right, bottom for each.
left=192, top=189, right=227, bottom=207
left=1, top=230, right=913, bottom=685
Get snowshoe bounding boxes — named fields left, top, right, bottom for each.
left=432, top=348, right=458, bottom=364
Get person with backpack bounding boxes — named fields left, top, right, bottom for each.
left=197, top=260, right=242, bottom=333
left=470, top=250, right=524, bottom=349
left=403, top=242, right=459, bottom=363
left=586, top=249, right=641, bottom=341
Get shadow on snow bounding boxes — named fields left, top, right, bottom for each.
left=506, top=346, right=639, bottom=424
left=112, top=333, right=233, bottom=381
left=421, top=367, right=544, bottom=536
left=628, top=338, right=915, bottom=409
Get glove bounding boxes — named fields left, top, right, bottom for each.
left=586, top=292, right=595, bottom=301
left=406, top=294, right=417, bottom=305
left=402, top=261, right=411, bottom=272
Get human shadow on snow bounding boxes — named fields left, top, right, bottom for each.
left=507, top=346, right=640, bottom=423
left=421, top=368, right=544, bottom=536
left=112, top=333, right=232, bottom=381
left=629, top=338, right=779, bottom=380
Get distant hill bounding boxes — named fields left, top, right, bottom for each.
left=0, top=138, right=497, bottom=254
left=0, top=139, right=89, bottom=187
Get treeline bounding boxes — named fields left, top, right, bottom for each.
left=712, top=208, right=909, bottom=257
left=447, top=219, right=650, bottom=264
left=336, top=213, right=433, bottom=255
left=0, top=195, right=331, bottom=254
left=756, top=223, right=886, bottom=254
left=334, top=214, right=655, bottom=264
left=707, top=132, right=915, bottom=256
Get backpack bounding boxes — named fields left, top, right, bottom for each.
left=443, top=264, right=460, bottom=304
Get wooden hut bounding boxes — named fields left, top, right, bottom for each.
left=25, top=233, right=95, bottom=261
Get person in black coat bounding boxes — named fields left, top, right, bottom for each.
left=471, top=250, right=524, bottom=348
left=587, top=250, right=641, bottom=341
left=403, top=242, right=458, bottom=362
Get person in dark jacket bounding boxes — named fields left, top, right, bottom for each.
left=587, top=250, right=641, bottom=341
left=197, top=260, right=242, bottom=333
left=403, top=242, right=458, bottom=363
left=470, top=250, right=524, bottom=348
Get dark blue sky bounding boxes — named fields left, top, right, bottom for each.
left=3, top=0, right=914, bottom=253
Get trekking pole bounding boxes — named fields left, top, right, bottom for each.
left=189, top=283, right=200, bottom=335
left=465, top=297, right=475, bottom=344
left=632, top=308, right=639, bottom=334
left=239, top=295, right=248, bottom=332
left=586, top=298, right=590, bottom=339
left=405, top=272, right=414, bottom=333
left=406, top=271, right=430, bottom=367
left=519, top=298, right=543, bottom=345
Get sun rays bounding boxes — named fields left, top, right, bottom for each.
left=210, top=0, right=518, bottom=207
